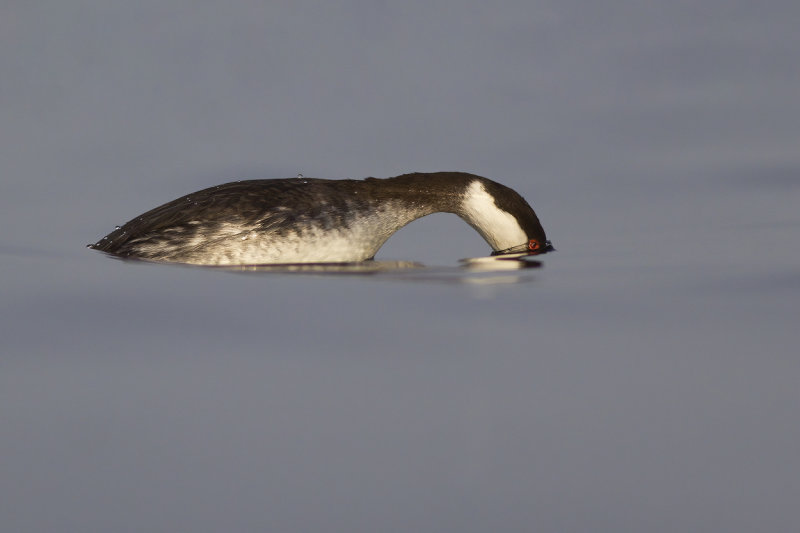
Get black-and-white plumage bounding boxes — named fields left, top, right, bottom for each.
left=89, top=172, right=550, bottom=265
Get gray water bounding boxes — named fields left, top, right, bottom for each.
left=2, top=2, right=799, bottom=532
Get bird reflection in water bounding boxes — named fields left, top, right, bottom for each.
left=222, top=253, right=544, bottom=285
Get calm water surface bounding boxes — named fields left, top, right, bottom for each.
left=2, top=2, right=799, bottom=532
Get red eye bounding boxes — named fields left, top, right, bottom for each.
left=527, top=239, right=540, bottom=252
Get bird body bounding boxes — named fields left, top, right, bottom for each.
left=89, top=172, right=549, bottom=265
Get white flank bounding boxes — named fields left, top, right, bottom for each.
left=460, top=181, right=527, bottom=251
left=151, top=204, right=417, bottom=265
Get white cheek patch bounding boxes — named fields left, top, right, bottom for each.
left=460, top=181, right=527, bottom=250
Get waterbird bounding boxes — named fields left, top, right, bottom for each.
left=88, top=172, right=552, bottom=265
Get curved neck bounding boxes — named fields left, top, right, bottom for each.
left=363, top=172, right=528, bottom=252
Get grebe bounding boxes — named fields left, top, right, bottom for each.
left=88, top=172, right=552, bottom=265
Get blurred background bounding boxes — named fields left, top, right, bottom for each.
left=1, top=1, right=799, bottom=532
